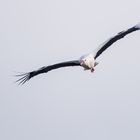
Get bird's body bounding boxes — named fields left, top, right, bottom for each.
left=79, top=54, right=97, bottom=72
left=16, top=23, right=140, bottom=84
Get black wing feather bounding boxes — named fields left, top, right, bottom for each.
left=94, top=26, right=140, bottom=59
left=16, top=60, right=80, bottom=85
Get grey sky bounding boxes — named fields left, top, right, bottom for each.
left=0, top=0, right=140, bottom=140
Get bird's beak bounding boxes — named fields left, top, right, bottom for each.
left=80, top=60, right=84, bottom=66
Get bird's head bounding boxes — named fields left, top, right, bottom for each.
left=80, top=55, right=88, bottom=66
left=80, top=58, right=86, bottom=66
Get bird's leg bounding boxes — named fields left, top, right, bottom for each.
left=91, top=68, right=95, bottom=73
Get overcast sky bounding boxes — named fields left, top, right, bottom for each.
left=0, top=0, right=140, bottom=140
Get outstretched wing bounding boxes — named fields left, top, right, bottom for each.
left=16, top=60, right=80, bottom=85
left=94, top=23, right=140, bottom=59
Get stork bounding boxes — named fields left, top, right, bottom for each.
left=16, top=23, right=140, bottom=84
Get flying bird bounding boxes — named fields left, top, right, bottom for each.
left=16, top=23, right=140, bottom=84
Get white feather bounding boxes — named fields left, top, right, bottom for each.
left=135, top=23, right=140, bottom=29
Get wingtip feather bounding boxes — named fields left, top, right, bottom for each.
left=15, top=73, right=30, bottom=85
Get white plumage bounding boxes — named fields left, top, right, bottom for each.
left=135, top=23, right=140, bottom=29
